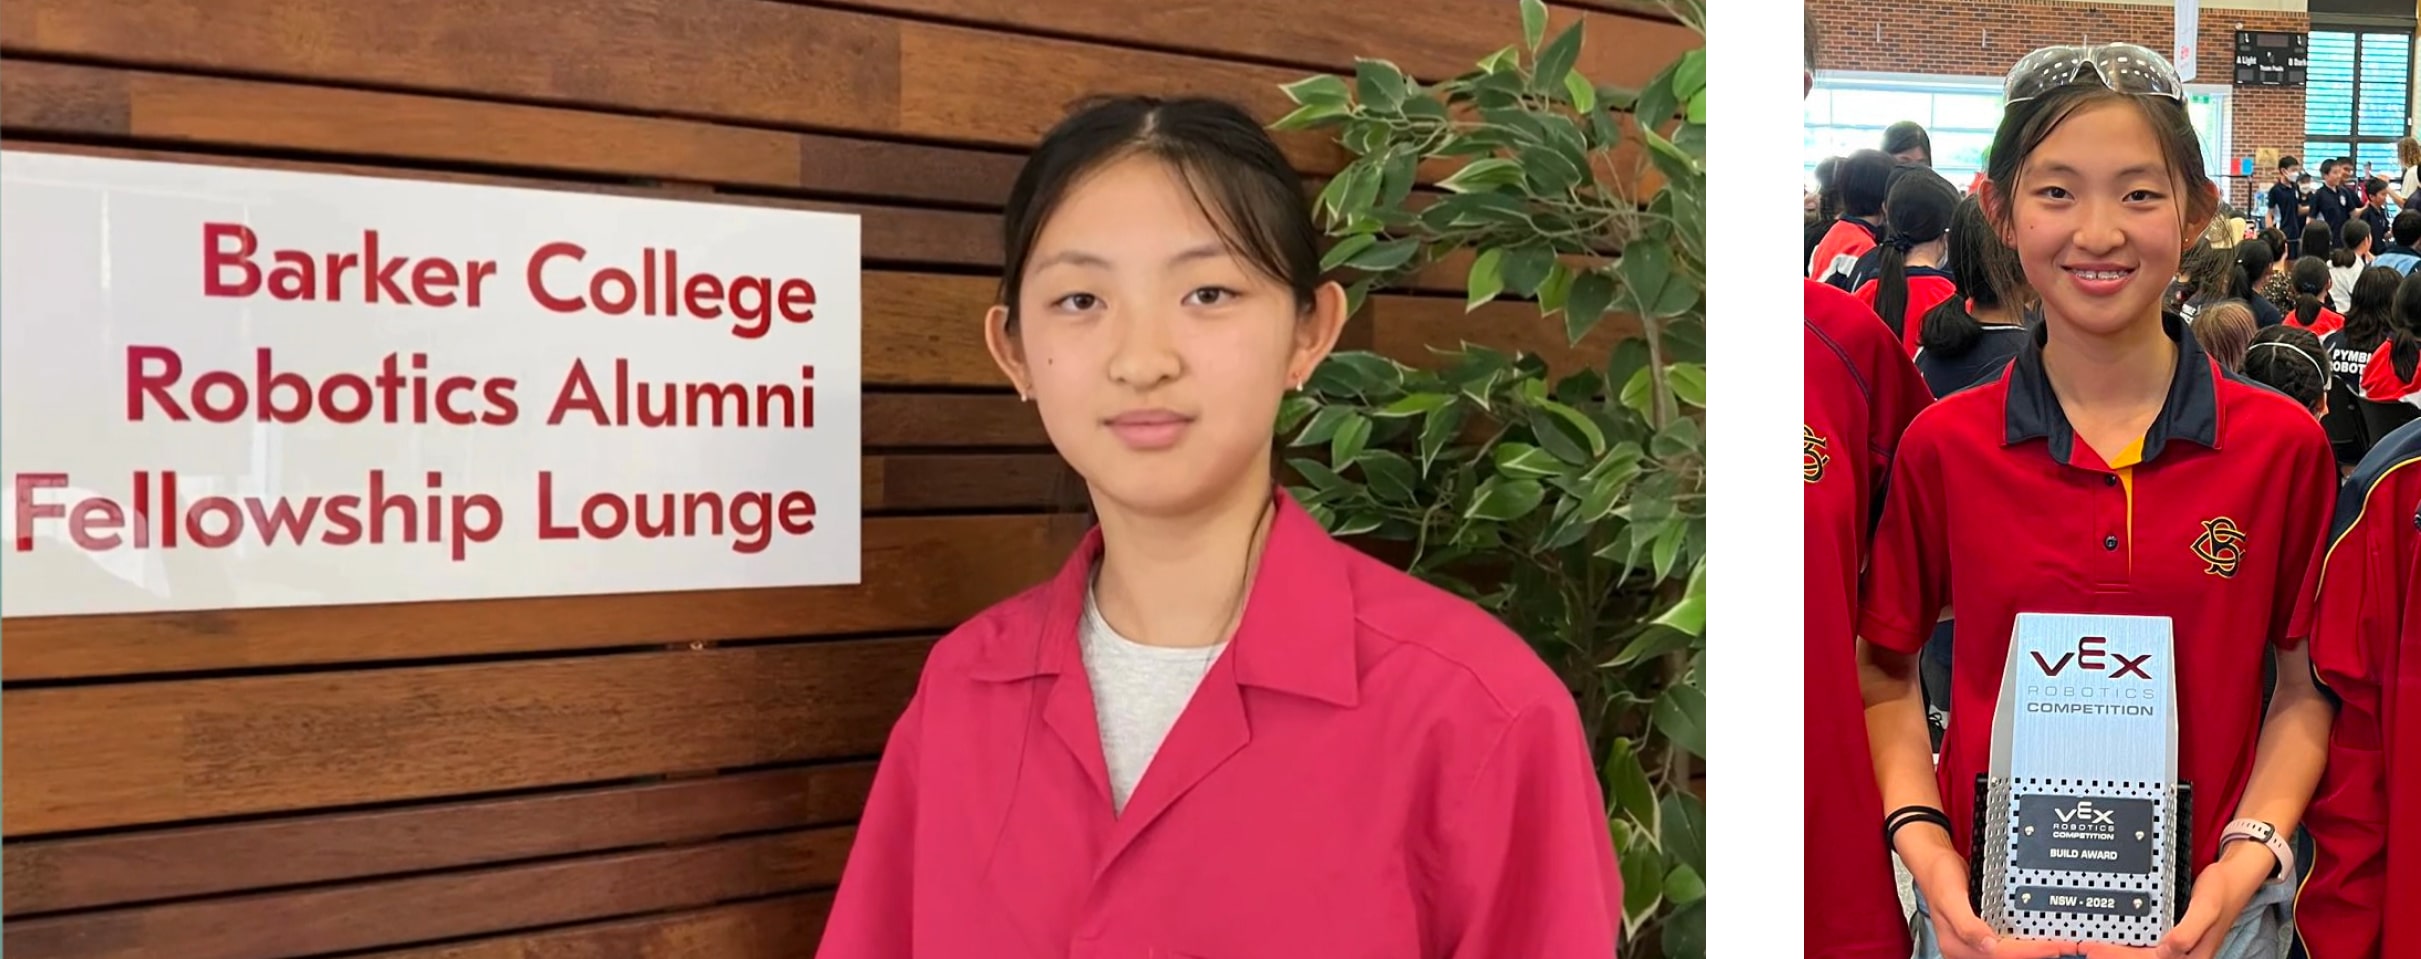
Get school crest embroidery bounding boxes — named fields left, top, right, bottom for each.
left=2192, top=517, right=2248, bottom=578
left=1803, top=425, right=1831, bottom=483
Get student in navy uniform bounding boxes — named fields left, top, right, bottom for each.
left=2219, top=239, right=2290, bottom=328
left=2375, top=210, right=2421, bottom=275
left=1860, top=44, right=2334, bottom=959
left=2314, top=159, right=2353, bottom=240
left=1884, top=121, right=1932, bottom=166
left=2267, top=154, right=2305, bottom=256
left=2362, top=177, right=2395, bottom=256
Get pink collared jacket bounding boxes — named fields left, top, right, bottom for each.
left=816, top=490, right=1623, bottom=959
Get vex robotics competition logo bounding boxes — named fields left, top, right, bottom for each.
left=2192, top=517, right=2247, bottom=578
left=1803, top=425, right=1831, bottom=483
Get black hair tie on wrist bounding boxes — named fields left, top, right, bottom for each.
left=1884, top=804, right=1954, bottom=850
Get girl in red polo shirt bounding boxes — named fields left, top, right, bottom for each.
left=2287, top=256, right=2346, bottom=335
left=816, top=96, right=1622, bottom=959
left=1857, top=46, right=2335, bottom=959
left=1856, top=167, right=1960, bottom=357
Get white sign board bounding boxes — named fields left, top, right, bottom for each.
left=0, top=151, right=863, bottom=617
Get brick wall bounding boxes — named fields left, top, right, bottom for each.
left=1808, top=0, right=2310, bottom=208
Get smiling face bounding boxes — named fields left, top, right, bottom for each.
left=987, top=152, right=1344, bottom=518
left=1998, top=99, right=2207, bottom=338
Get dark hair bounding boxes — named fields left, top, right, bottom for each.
left=2321, top=158, right=2340, bottom=176
left=2280, top=154, right=2301, bottom=170
left=2336, top=219, right=2372, bottom=266
left=1921, top=195, right=2011, bottom=355
left=1840, top=149, right=1896, bottom=218
left=2303, top=217, right=2336, bottom=259
left=2260, top=228, right=2290, bottom=263
left=2243, top=324, right=2331, bottom=411
left=2193, top=300, right=2257, bottom=371
left=2367, top=177, right=2393, bottom=199
left=2391, top=271, right=2421, bottom=382
left=2342, top=266, right=2403, bottom=353
left=1814, top=156, right=1845, bottom=221
left=998, top=95, right=1320, bottom=331
left=1873, top=167, right=1957, bottom=337
left=2233, top=239, right=2276, bottom=296
left=1981, top=81, right=2218, bottom=311
left=1883, top=121, right=1933, bottom=164
left=2395, top=210, right=2421, bottom=247
left=2292, top=256, right=2334, bottom=327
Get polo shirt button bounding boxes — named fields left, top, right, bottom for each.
left=2104, top=535, right=2120, bottom=550
left=2104, top=474, right=2118, bottom=487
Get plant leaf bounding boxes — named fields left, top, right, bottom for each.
left=1663, top=864, right=1706, bottom=906
left=1536, top=262, right=1574, bottom=317
left=1379, top=146, right=1419, bottom=207
left=1378, top=392, right=1455, bottom=417
left=1564, top=70, right=1597, bottom=114
left=1282, top=74, right=1351, bottom=108
left=1535, top=398, right=1609, bottom=456
left=1466, top=247, right=1506, bottom=312
left=1668, top=362, right=1707, bottom=407
left=1605, top=626, right=1694, bottom=667
left=1437, top=157, right=1525, bottom=194
left=1465, top=477, right=1546, bottom=522
left=1652, top=682, right=1706, bottom=757
left=1330, top=412, right=1373, bottom=467
left=1566, top=269, right=1617, bottom=346
left=1662, top=899, right=1707, bottom=958
left=1345, top=237, right=1421, bottom=273
left=1603, top=737, right=1657, bottom=828
left=1660, top=791, right=1707, bottom=873
left=1492, top=442, right=1561, bottom=478
left=1519, top=0, right=1548, bottom=50
left=1321, top=234, right=1378, bottom=273
left=1293, top=404, right=1357, bottom=446
left=1354, top=59, right=1408, bottom=112
left=1636, top=61, right=1679, bottom=127
left=1652, top=561, right=1707, bottom=635
left=1285, top=457, right=1347, bottom=493
left=1687, top=89, right=1707, bottom=124
left=1672, top=49, right=1707, bottom=100
left=1355, top=449, right=1419, bottom=503
left=1517, top=143, right=1583, bottom=193
left=1618, top=238, right=1674, bottom=323
left=1532, top=19, right=1586, bottom=95
left=1500, top=246, right=1555, bottom=298
left=1272, top=100, right=1350, bottom=131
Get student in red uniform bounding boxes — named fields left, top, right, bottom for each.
left=1804, top=16, right=1935, bottom=958
left=2289, top=256, right=2347, bottom=335
left=815, top=95, right=1622, bottom=959
left=1814, top=149, right=1896, bottom=287
left=1857, top=166, right=1960, bottom=355
left=1856, top=45, right=2335, bottom=959
left=2357, top=272, right=2421, bottom=408
left=2299, top=413, right=2421, bottom=959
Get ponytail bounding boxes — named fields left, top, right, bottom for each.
left=2334, top=219, right=2371, bottom=268
left=1873, top=167, right=1957, bottom=338
left=1920, top=195, right=2003, bottom=355
left=2291, top=256, right=2331, bottom=328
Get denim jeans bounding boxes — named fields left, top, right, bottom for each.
left=1908, top=878, right=2293, bottom=959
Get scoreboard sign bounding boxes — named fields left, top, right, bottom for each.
left=2235, top=31, right=2307, bottom=87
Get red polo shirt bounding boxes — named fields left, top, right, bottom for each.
left=1804, top=280, right=1930, bottom=959
left=1860, top=315, right=2335, bottom=872
left=1853, top=266, right=1958, bottom=356
left=2300, top=424, right=2421, bottom=959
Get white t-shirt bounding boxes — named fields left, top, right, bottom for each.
left=1079, top=587, right=1227, bottom=813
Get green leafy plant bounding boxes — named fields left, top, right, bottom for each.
left=1270, top=1, right=1707, bottom=955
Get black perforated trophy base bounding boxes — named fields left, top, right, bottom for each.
left=1971, top=775, right=2194, bottom=945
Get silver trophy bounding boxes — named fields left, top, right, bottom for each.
left=1976, top=613, right=2189, bottom=945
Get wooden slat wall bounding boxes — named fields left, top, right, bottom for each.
left=0, top=2, right=1696, bottom=956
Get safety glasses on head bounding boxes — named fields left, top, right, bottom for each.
left=2003, top=43, right=2185, bottom=106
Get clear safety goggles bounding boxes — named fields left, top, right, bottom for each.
left=2003, top=43, right=2185, bottom=106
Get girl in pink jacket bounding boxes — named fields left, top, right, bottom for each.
left=814, top=95, right=1624, bottom=959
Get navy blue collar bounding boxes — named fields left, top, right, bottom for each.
left=2003, top=313, right=2220, bottom=464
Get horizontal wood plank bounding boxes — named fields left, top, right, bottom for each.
left=810, top=0, right=1697, bottom=90
left=0, top=0, right=1361, bottom=172
left=863, top=393, right=1047, bottom=447
left=5, top=764, right=873, bottom=915
left=2, top=827, right=853, bottom=959
left=869, top=453, right=1072, bottom=512
left=357, top=893, right=832, bottom=959
left=0, top=514, right=1061, bottom=682
left=4, top=641, right=929, bottom=834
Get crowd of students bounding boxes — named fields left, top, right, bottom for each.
left=1806, top=24, right=2414, bottom=959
